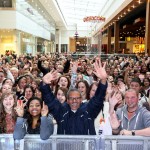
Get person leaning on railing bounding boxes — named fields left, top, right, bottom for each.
left=40, top=58, right=108, bottom=135
left=109, top=89, right=150, bottom=136
left=13, top=97, right=54, bottom=140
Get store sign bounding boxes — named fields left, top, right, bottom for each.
left=133, top=44, right=145, bottom=53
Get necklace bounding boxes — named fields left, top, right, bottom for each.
left=127, top=107, right=137, bottom=113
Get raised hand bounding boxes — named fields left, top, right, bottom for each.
left=23, top=63, right=30, bottom=69
left=41, top=101, right=49, bottom=116
left=15, top=100, right=24, bottom=117
left=109, top=92, right=122, bottom=106
left=42, top=69, right=58, bottom=84
left=118, top=81, right=126, bottom=94
left=109, top=112, right=121, bottom=130
left=40, top=56, right=46, bottom=61
left=71, top=61, right=78, bottom=73
left=93, top=57, right=107, bottom=82
left=109, top=92, right=122, bottom=114
left=2, top=64, right=9, bottom=72
left=86, top=66, right=93, bottom=76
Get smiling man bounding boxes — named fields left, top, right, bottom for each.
left=40, top=59, right=107, bottom=135
left=67, top=89, right=82, bottom=111
left=109, top=89, right=150, bottom=136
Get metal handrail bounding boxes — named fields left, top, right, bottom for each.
left=0, top=134, right=149, bottom=150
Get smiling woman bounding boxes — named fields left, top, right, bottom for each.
left=0, top=92, right=17, bottom=133
left=13, top=97, right=54, bottom=140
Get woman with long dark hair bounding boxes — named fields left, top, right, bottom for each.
left=76, top=80, right=89, bottom=103
left=13, top=97, right=54, bottom=140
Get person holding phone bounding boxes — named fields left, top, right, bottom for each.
left=13, top=97, right=54, bottom=140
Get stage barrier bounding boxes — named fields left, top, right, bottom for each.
left=0, top=134, right=150, bottom=150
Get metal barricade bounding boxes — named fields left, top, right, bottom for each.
left=0, top=134, right=14, bottom=150
left=22, top=135, right=104, bottom=150
left=0, top=134, right=150, bottom=150
left=105, top=136, right=150, bottom=150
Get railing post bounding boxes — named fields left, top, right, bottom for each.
left=111, top=139, right=117, bottom=150
left=52, top=137, right=57, bottom=150
left=14, top=140, right=20, bottom=150
left=143, top=139, right=149, bottom=150
left=100, top=136, right=105, bottom=150
left=84, top=140, right=89, bottom=150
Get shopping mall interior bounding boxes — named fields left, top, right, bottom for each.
left=0, top=0, right=150, bottom=55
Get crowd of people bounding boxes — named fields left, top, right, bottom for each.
left=0, top=52, right=150, bottom=140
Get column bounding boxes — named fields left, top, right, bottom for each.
left=53, top=42, right=55, bottom=53
left=58, top=30, right=61, bottom=53
left=97, top=32, right=102, bottom=54
left=107, top=27, right=112, bottom=54
left=145, top=0, right=150, bottom=55
left=15, top=30, right=21, bottom=55
left=99, top=32, right=102, bottom=54
left=114, top=21, right=119, bottom=53
left=32, top=36, right=36, bottom=56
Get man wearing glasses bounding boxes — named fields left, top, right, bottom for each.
left=40, top=58, right=107, bottom=135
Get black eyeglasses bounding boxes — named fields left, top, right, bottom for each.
left=68, top=97, right=81, bottom=101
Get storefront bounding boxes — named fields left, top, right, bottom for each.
left=0, top=29, right=52, bottom=55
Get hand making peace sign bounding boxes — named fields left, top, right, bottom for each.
left=15, top=100, right=24, bottom=117
left=41, top=101, right=49, bottom=117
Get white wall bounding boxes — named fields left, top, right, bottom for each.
left=91, top=36, right=98, bottom=44
left=0, top=10, right=51, bottom=40
left=16, top=12, right=50, bottom=40
left=0, top=10, right=16, bottom=28
left=56, top=30, right=89, bottom=44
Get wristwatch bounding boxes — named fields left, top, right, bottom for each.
left=132, top=130, right=135, bottom=136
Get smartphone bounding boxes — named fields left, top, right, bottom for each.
left=18, top=96, right=28, bottom=105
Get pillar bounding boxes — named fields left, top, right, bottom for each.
left=145, top=0, right=150, bottom=55
left=114, top=21, right=119, bottom=53
left=58, top=30, right=61, bottom=53
left=107, top=27, right=112, bottom=54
